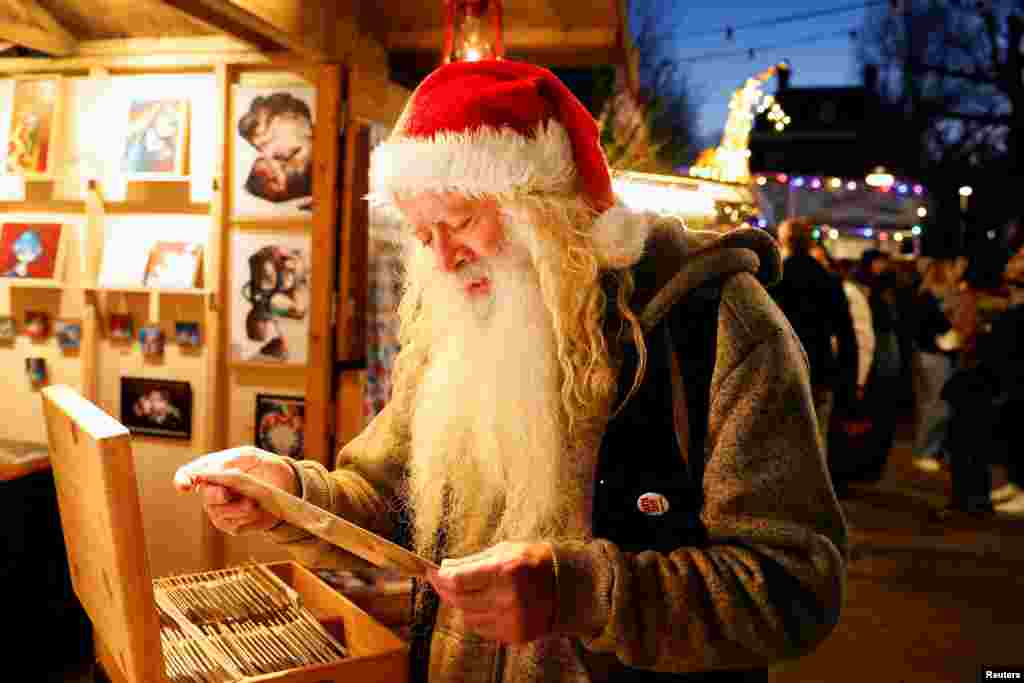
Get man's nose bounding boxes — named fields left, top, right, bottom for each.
left=432, top=231, right=464, bottom=273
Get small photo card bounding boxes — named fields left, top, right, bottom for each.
left=25, top=311, right=49, bottom=339
left=175, top=321, right=201, bottom=347
left=120, top=377, right=192, bottom=440
left=108, top=313, right=133, bottom=341
left=139, top=325, right=165, bottom=356
left=255, top=393, right=305, bottom=459
left=55, top=320, right=81, bottom=350
left=0, top=222, right=64, bottom=280
left=142, top=241, right=203, bottom=289
left=25, top=357, right=46, bottom=388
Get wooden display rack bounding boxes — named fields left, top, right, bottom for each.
left=41, top=384, right=407, bottom=683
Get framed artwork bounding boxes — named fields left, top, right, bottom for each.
left=25, top=311, right=49, bottom=339
left=108, top=313, right=133, bottom=341
left=255, top=394, right=305, bottom=459
left=175, top=321, right=200, bottom=347
left=0, top=223, right=64, bottom=280
left=231, top=86, right=316, bottom=219
left=25, top=358, right=47, bottom=388
left=121, top=98, right=189, bottom=179
left=55, top=320, right=82, bottom=350
left=97, top=233, right=148, bottom=287
left=142, top=241, right=203, bottom=289
left=229, top=232, right=310, bottom=365
left=0, top=316, right=15, bottom=342
left=6, top=77, right=60, bottom=177
left=138, top=325, right=165, bottom=356
left=120, top=377, right=192, bottom=440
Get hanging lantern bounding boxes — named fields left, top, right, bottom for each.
left=442, top=0, right=505, bottom=64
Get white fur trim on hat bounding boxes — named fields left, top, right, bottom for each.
left=368, top=120, right=576, bottom=207
left=590, top=204, right=661, bottom=269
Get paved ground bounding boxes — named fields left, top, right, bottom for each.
left=59, top=427, right=1023, bottom=683
left=770, top=431, right=1024, bottom=683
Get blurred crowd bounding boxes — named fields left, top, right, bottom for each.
left=770, top=218, right=1024, bottom=520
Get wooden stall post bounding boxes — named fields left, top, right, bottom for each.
left=304, top=63, right=343, bottom=467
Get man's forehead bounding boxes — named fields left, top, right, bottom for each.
left=397, top=192, right=492, bottom=223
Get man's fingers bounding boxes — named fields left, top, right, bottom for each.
left=199, top=483, right=242, bottom=506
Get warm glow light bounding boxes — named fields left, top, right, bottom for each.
left=959, top=185, right=973, bottom=197
left=894, top=232, right=904, bottom=242
left=688, top=64, right=789, bottom=184
left=829, top=177, right=842, bottom=189
left=829, top=229, right=839, bottom=240
left=916, top=206, right=928, bottom=218
left=865, top=166, right=894, bottom=188
left=612, top=176, right=716, bottom=217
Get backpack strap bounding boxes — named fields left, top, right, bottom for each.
left=664, top=279, right=723, bottom=487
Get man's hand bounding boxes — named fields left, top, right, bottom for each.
left=427, top=541, right=557, bottom=644
left=174, top=447, right=297, bottom=536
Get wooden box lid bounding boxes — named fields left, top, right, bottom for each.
left=41, top=384, right=167, bottom=683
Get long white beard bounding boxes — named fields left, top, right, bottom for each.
left=406, top=238, right=581, bottom=559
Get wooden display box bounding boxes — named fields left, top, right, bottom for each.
left=41, top=384, right=407, bottom=683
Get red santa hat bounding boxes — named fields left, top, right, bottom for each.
left=369, top=59, right=655, bottom=268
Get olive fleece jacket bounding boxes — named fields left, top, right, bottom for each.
left=266, top=224, right=849, bottom=682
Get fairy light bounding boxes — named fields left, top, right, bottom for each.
left=689, top=63, right=790, bottom=184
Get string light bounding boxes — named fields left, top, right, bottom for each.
left=689, top=63, right=790, bottom=184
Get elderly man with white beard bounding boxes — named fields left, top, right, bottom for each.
left=176, top=59, right=848, bottom=683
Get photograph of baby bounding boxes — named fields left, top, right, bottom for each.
left=0, top=316, right=15, bottom=343
left=25, top=311, right=49, bottom=339
left=232, top=86, right=315, bottom=219
left=0, top=223, right=63, bottom=279
left=55, top=320, right=81, bottom=350
left=230, top=233, right=310, bottom=364
left=120, top=377, right=192, bottom=440
left=108, top=313, right=133, bottom=341
left=139, top=325, right=165, bottom=356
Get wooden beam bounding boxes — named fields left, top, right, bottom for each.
left=0, top=48, right=276, bottom=75
left=385, top=25, right=617, bottom=55
left=152, top=0, right=328, bottom=61
left=0, top=0, right=77, bottom=56
left=76, top=35, right=255, bottom=57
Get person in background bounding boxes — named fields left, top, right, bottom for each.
left=988, top=225, right=1024, bottom=513
left=850, top=249, right=903, bottom=484
left=907, top=258, right=959, bottom=474
left=176, top=59, right=847, bottom=683
left=932, top=252, right=1011, bottom=521
left=810, top=243, right=875, bottom=496
left=772, top=220, right=859, bottom=461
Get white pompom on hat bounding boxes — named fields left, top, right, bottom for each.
left=368, top=58, right=655, bottom=268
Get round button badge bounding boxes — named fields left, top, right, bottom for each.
left=637, top=492, right=670, bottom=516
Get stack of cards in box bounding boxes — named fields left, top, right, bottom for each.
left=152, top=563, right=348, bottom=683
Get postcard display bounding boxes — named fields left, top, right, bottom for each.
left=0, top=65, right=339, bottom=578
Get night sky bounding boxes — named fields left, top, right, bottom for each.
left=636, top=1, right=873, bottom=143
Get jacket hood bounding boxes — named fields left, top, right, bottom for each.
left=620, top=216, right=782, bottom=332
